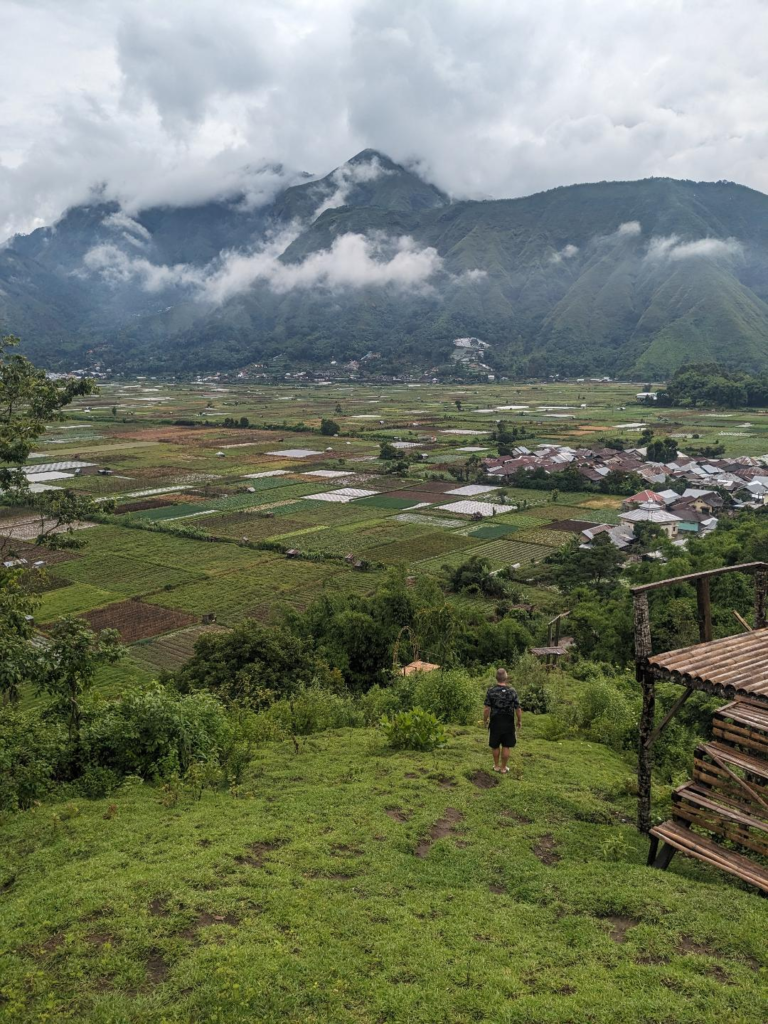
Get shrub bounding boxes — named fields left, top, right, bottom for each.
left=82, top=685, right=230, bottom=778
left=264, top=685, right=362, bottom=737
left=510, top=655, right=554, bottom=714
left=381, top=708, right=447, bottom=751
left=0, top=708, right=67, bottom=811
left=550, top=677, right=638, bottom=752
left=74, top=765, right=120, bottom=799
left=412, top=669, right=479, bottom=724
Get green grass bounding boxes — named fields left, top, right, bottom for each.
left=54, top=553, right=206, bottom=597
left=36, top=582, right=116, bottom=622
left=2, top=725, right=767, bottom=1023
left=468, top=523, right=520, bottom=539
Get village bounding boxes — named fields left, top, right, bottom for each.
left=482, top=441, right=768, bottom=552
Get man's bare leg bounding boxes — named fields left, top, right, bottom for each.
left=500, top=746, right=511, bottom=772
left=492, top=746, right=501, bottom=770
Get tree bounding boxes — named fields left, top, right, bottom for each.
left=446, top=556, right=509, bottom=599
left=0, top=335, right=94, bottom=496
left=454, top=399, right=462, bottom=412
left=549, top=535, right=624, bottom=595
left=320, top=418, right=339, bottom=436
left=379, top=441, right=398, bottom=460
left=646, top=437, right=678, bottom=463
left=37, top=617, right=123, bottom=746
left=0, top=336, right=110, bottom=706
left=173, top=620, right=321, bottom=708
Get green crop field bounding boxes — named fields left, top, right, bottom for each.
left=10, top=373, right=749, bottom=714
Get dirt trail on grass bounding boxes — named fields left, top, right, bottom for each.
left=415, top=808, right=464, bottom=858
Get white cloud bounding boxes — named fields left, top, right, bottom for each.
left=550, top=243, right=579, bottom=263
left=3, top=0, right=768, bottom=237
left=83, top=228, right=444, bottom=302
left=311, top=156, right=391, bottom=219
left=616, top=221, right=642, bottom=237
left=646, top=234, right=743, bottom=261
left=102, top=210, right=152, bottom=246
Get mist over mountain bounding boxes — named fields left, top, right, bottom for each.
left=3, top=150, right=768, bottom=378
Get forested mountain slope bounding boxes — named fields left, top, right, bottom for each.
left=3, top=150, right=768, bottom=376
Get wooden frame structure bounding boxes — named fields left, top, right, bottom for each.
left=530, top=610, right=573, bottom=665
left=632, top=561, right=768, bottom=834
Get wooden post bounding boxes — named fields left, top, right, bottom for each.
left=696, top=577, right=713, bottom=642
left=634, top=592, right=655, bottom=834
left=637, top=671, right=656, bottom=834
left=755, top=570, right=768, bottom=629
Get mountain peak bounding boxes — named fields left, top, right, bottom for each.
left=347, top=149, right=401, bottom=171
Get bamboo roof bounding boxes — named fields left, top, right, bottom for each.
left=645, top=628, right=768, bottom=703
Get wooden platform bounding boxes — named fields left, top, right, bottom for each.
left=649, top=821, right=768, bottom=893
left=649, top=699, right=768, bottom=895
left=645, top=628, right=768, bottom=702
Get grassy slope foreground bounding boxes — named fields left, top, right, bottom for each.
left=1, top=724, right=767, bottom=1024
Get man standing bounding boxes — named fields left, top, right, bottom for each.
left=483, top=668, right=522, bottom=774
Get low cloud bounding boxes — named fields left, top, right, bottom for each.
left=102, top=210, right=151, bottom=247
left=83, top=227, right=444, bottom=302
left=311, top=156, right=391, bottom=220
left=646, top=234, right=743, bottom=261
left=617, top=221, right=642, bottom=237
left=550, top=243, right=579, bottom=263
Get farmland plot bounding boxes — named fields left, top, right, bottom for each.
left=54, top=552, right=206, bottom=597
left=81, top=601, right=196, bottom=642
left=131, top=623, right=228, bottom=672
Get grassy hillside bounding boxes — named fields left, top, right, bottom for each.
left=2, top=722, right=766, bottom=1024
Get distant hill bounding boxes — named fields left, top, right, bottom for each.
left=3, top=150, right=768, bottom=377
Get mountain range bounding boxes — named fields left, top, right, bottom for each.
left=3, top=150, right=768, bottom=377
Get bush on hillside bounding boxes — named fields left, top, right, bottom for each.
left=510, top=655, right=554, bottom=714
left=0, top=708, right=67, bottom=811
left=412, top=669, right=479, bottom=724
left=381, top=708, right=447, bottom=751
left=263, top=685, right=363, bottom=737
left=171, top=620, right=322, bottom=709
left=82, top=685, right=230, bottom=779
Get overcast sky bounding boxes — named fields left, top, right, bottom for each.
left=2, top=0, right=767, bottom=240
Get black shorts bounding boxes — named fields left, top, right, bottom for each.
left=489, top=716, right=516, bottom=749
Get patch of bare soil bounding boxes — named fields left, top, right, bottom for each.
left=197, top=838, right=212, bottom=848
left=599, top=915, right=638, bottom=944
left=432, top=775, right=457, bottom=789
left=86, top=932, right=120, bottom=946
left=234, top=839, right=286, bottom=868
left=39, top=933, right=65, bottom=954
left=634, top=954, right=670, bottom=965
left=415, top=808, right=464, bottom=858
left=149, top=897, right=170, bottom=917
left=501, top=809, right=532, bottom=824
left=178, top=911, right=239, bottom=941
left=385, top=808, right=411, bottom=822
left=145, top=951, right=170, bottom=985
left=532, top=834, right=560, bottom=865
left=677, top=935, right=721, bottom=957
left=489, top=883, right=506, bottom=894
left=469, top=769, right=498, bottom=789
left=331, top=844, right=364, bottom=857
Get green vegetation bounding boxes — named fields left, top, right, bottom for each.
left=659, top=362, right=768, bottom=407
left=4, top=365, right=768, bottom=1022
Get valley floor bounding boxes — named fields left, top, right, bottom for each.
left=1, top=722, right=767, bottom=1024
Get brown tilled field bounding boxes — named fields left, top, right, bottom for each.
left=81, top=601, right=196, bottom=642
